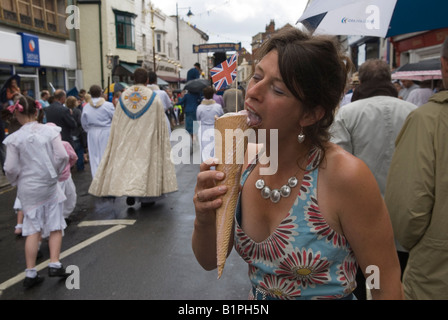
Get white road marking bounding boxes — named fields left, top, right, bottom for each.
left=78, top=220, right=136, bottom=227
left=0, top=222, right=133, bottom=295
left=0, top=186, right=15, bottom=195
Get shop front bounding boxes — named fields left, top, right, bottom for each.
left=391, top=28, right=448, bottom=66
left=0, top=28, right=78, bottom=99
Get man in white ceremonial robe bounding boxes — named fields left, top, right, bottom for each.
left=89, top=68, right=178, bottom=207
left=81, top=85, right=115, bottom=179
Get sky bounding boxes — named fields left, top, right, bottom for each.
left=152, top=0, right=310, bottom=52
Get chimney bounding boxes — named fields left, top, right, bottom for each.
left=266, top=20, right=275, bottom=33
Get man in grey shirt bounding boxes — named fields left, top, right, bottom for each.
left=398, top=79, right=419, bottom=100
left=331, top=59, right=417, bottom=196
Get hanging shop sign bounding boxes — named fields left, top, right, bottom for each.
left=18, top=33, right=41, bottom=67
left=193, top=42, right=242, bottom=54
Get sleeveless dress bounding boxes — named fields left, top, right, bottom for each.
left=234, top=148, right=358, bottom=300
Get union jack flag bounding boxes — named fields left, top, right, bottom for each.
left=211, top=54, right=238, bottom=91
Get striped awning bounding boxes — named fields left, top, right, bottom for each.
left=392, top=70, right=442, bottom=81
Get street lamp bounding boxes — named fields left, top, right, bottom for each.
left=150, top=4, right=157, bottom=72
left=176, top=3, right=193, bottom=88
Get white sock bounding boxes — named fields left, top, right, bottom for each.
left=25, top=268, right=37, bottom=278
left=49, top=262, right=62, bottom=269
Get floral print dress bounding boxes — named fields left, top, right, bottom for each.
left=234, top=148, right=358, bottom=300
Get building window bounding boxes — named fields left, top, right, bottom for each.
left=0, top=0, right=69, bottom=37
left=142, top=34, right=147, bottom=52
left=38, top=67, right=64, bottom=90
left=67, top=69, right=76, bottom=89
left=155, top=32, right=166, bottom=54
left=168, top=43, right=173, bottom=58
left=114, top=10, right=136, bottom=50
left=156, top=33, right=161, bottom=53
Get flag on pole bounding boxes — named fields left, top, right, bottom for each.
left=211, top=54, right=238, bottom=91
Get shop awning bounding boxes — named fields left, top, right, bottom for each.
left=157, top=77, right=169, bottom=86
left=114, top=62, right=141, bottom=76
left=159, top=75, right=186, bottom=84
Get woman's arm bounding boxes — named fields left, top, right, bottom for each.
left=330, top=151, right=404, bottom=300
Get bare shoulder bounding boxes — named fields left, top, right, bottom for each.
left=321, top=143, right=382, bottom=208
left=322, top=143, right=374, bottom=186
left=318, top=143, right=386, bottom=237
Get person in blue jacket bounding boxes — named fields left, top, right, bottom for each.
left=179, top=90, right=201, bottom=144
left=187, top=63, right=201, bottom=82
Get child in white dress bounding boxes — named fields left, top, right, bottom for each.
left=196, top=86, right=224, bottom=162
left=59, top=140, right=78, bottom=219
left=3, top=95, right=70, bottom=289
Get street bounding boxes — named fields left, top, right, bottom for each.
left=0, top=151, right=251, bottom=300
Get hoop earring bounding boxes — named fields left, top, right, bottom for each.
left=298, top=129, right=305, bottom=144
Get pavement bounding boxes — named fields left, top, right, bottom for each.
left=0, top=172, right=9, bottom=189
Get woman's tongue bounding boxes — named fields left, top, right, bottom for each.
left=247, top=110, right=262, bottom=128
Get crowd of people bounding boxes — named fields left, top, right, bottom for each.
left=1, top=26, right=447, bottom=299
left=0, top=63, right=248, bottom=292
left=0, top=68, right=182, bottom=289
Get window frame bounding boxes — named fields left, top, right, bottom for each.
left=113, top=9, right=136, bottom=50
left=0, top=0, right=69, bottom=39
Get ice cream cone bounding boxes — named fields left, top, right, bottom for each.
left=214, top=111, right=249, bottom=279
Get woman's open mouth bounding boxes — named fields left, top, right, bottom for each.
left=246, top=105, right=262, bottom=128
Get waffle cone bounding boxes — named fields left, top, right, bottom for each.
left=214, top=113, right=249, bottom=279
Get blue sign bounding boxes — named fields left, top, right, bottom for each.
left=18, top=33, right=40, bottom=67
